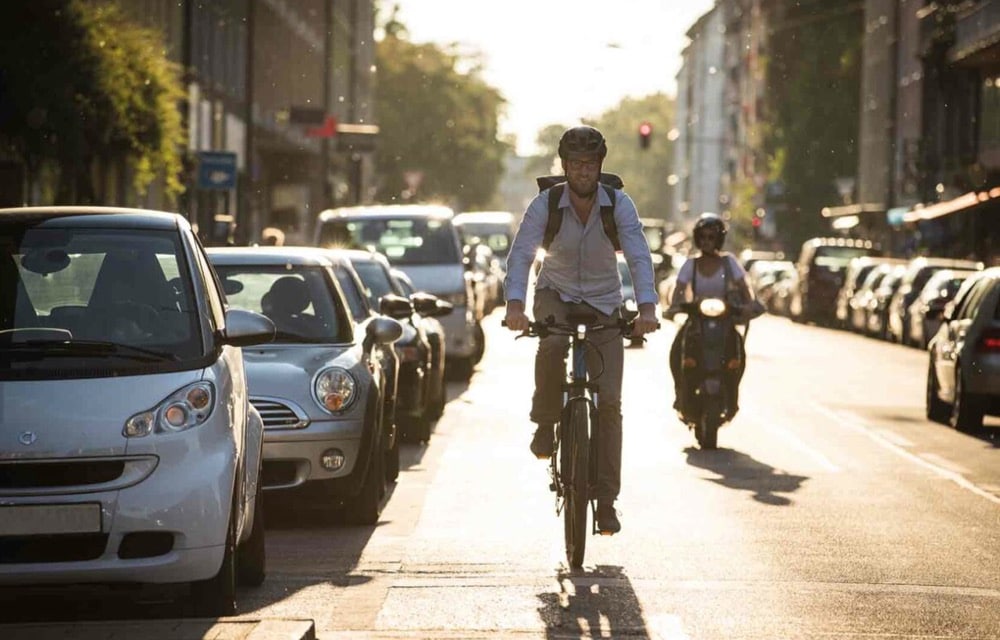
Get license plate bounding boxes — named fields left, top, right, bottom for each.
left=0, top=504, right=102, bottom=536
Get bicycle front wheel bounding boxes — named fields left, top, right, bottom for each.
left=561, top=399, right=590, bottom=569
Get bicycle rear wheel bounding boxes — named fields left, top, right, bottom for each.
left=561, top=399, right=590, bottom=568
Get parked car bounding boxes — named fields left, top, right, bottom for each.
left=0, top=207, right=275, bottom=615
left=849, top=263, right=893, bottom=333
left=315, top=205, right=479, bottom=381
left=390, top=267, right=451, bottom=421
left=907, top=269, right=979, bottom=349
left=835, top=257, right=879, bottom=329
left=926, top=268, right=1000, bottom=431
left=208, top=247, right=402, bottom=525
left=887, top=257, right=983, bottom=344
left=750, top=260, right=795, bottom=313
left=866, top=264, right=907, bottom=339
left=346, top=249, right=450, bottom=443
left=322, top=250, right=402, bottom=482
left=791, top=237, right=881, bottom=325
left=452, top=210, right=515, bottom=274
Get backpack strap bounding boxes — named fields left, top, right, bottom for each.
left=541, top=184, right=565, bottom=252
left=541, top=183, right=621, bottom=252
left=599, top=184, right=621, bottom=252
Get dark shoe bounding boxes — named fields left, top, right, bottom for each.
left=596, top=501, right=621, bottom=534
left=529, top=423, right=555, bottom=459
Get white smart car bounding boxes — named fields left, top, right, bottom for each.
left=0, top=207, right=275, bottom=616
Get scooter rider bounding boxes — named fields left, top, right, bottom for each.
left=666, top=213, right=757, bottom=419
left=504, top=125, right=658, bottom=534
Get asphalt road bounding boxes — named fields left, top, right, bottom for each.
left=4, top=312, right=999, bottom=639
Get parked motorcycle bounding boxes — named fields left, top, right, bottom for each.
left=674, top=298, right=749, bottom=450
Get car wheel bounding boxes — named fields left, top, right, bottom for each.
left=447, top=356, right=474, bottom=382
left=472, top=322, right=486, bottom=364
left=950, top=368, right=983, bottom=433
left=189, top=494, right=238, bottom=616
left=344, top=438, right=385, bottom=525
left=925, top=356, right=950, bottom=424
left=236, top=476, right=266, bottom=587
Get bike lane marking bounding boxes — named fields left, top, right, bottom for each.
left=811, top=404, right=1000, bottom=507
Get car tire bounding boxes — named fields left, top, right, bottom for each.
left=950, top=368, right=983, bottom=433
left=925, top=356, right=950, bottom=424
left=190, top=494, right=238, bottom=616
left=472, top=322, right=486, bottom=364
left=344, top=438, right=385, bottom=525
left=236, top=476, right=266, bottom=587
left=447, top=356, right=474, bottom=382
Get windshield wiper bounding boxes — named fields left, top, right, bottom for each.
left=0, top=338, right=181, bottom=362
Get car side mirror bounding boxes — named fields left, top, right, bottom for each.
left=364, top=316, right=403, bottom=353
left=411, top=292, right=453, bottom=317
left=221, top=309, right=275, bottom=347
left=379, top=294, right=413, bottom=320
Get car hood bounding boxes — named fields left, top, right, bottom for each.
left=242, top=343, right=367, bottom=417
left=0, top=370, right=204, bottom=459
left=395, top=265, right=465, bottom=296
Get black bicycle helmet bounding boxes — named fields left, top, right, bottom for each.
left=558, top=126, right=608, bottom=161
left=693, top=212, right=727, bottom=250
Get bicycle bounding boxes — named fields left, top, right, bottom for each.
left=505, top=310, right=645, bottom=568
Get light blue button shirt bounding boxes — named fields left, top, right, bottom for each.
left=504, top=184, right=657, bottom=316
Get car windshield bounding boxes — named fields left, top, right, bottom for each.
left=456, top=222, right=512, bottom=257
left=213, top=265, right=349, bottom=343
left=319, top=218, right=460, bottom=265
left=0, top=226, right=201, bottom=378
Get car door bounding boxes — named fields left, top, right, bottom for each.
left=937, top=277, right=992, bottom=401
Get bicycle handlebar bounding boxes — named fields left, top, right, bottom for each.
left=502, top=315, right=659, bottom=340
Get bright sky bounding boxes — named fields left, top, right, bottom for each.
left=389, top=0, right=717, bottom=156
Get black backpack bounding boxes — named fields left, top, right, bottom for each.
left=535, top=173, right=624, bottom=252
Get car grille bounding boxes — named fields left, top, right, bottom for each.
left=0, top=461, right=125, bottom=490
left=0, top=534, right=108, bottom=563
left=251, top=398, right=309, bottom=429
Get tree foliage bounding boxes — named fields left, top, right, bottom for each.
left=0, top=0, right=185, bottom=203
left=763, top=0, right=863, bottom=247
left=374, top=27, right=508, bottom=209
left=524, top=94, right=675, bottom=221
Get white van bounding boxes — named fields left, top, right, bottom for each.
left=315, top=205, right=478, bottom=380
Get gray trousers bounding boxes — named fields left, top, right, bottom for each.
left=530, top=288, right=624, bottom=501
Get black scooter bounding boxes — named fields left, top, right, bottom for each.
left=675, top=298, right=748, bottom=450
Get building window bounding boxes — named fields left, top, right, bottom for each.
left=981, top=77, right=1000, bottom=151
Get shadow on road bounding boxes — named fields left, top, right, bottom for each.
left=684, top=447, right=808, bottom=506
left=537, top=565, right=654, bottom=639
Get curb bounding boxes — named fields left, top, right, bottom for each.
left=0, top=618, right=316, bottom=640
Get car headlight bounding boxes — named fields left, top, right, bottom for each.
left=123, top=382, right=216, bottom=438
left=313, top=367, right=357, bottom=413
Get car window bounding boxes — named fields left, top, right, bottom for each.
left=191, top=240, right=224, bottom=331
left=350, top=259, right=396, bottom=308
left=957, top=279, right=993, bottom=320
left=214, top=265, right=349, bottom=343
left=332, top=264, right=370, bottom=322
left=456, top=222, right=512, bottom=256
left=320, top=217, right=460, bottom=265
left=1, top=227, right=203, bottom=377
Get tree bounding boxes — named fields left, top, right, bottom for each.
left=523, top=94, right=675, bottom=222
left=763, top=0, right=863, bottom=248
left=374, top=25, right=508, bottom=209
left=0, top=0, right=185, bottom=204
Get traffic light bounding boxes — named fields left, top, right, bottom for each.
left=638, top=122, right=652, bottom=150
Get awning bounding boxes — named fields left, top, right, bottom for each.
left=903, top=187, right=1000, bottom=223
left=821, top=203, right=885, bottom=218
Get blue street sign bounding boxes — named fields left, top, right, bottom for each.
left=196, top=151, right=238, bottom=190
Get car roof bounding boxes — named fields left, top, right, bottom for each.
left=206, top=246, right=334, bottom=267
left=326, top=248, right=389, bottom=265
left=452, top=211, right=514, bottom=225
left=0, top=206, right=183, bottom=231
left=317, top=204, right=454, bottom=223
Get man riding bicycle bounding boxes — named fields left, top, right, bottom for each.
left=503, top=125, right=658, bottom=534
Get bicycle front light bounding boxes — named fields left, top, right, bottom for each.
left=576, top=324, right=586, bottom=341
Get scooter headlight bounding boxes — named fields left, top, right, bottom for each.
left=699, top=298, right=727, bottom=318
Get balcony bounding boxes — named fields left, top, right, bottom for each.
left=951, top=0, right=1000, bottom=64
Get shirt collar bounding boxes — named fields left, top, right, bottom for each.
left=557, top=183, right=613, bottom=210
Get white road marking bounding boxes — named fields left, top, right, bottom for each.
left=755, top=418, right=843, bottom=473
left=811, top=403, right=1000, bottom=507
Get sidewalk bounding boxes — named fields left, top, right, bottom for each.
left=0, top=618, right=315, bottom=640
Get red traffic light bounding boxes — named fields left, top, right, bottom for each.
left=638, top=122, right=652, bottom=137
left=751, top=216, right=762, bottom=227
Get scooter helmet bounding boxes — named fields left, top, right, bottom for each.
left=558, top=126, right=608, bottom=161
left=693, top=213, right=727, bottom=251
